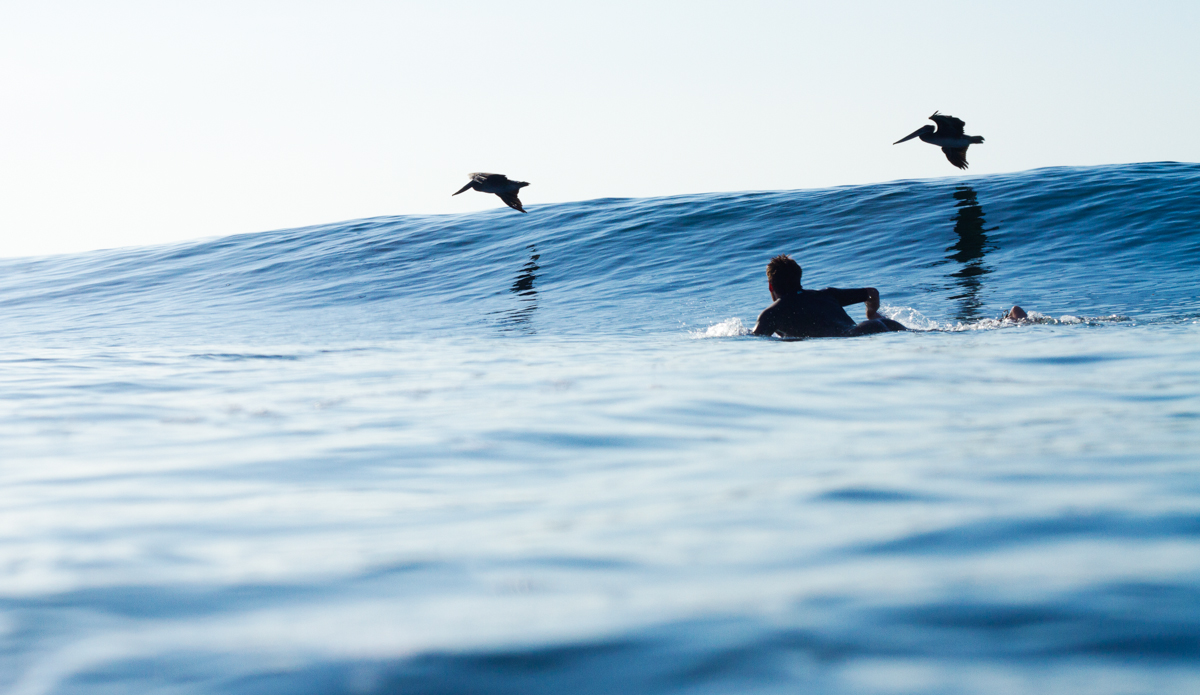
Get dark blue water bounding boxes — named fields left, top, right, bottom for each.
left=1, top=162, right=1198, bottom=694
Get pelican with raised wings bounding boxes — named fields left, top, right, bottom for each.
left=894, top=113, right=985, bottom=170
left=453, top=173, right=530, bottom=213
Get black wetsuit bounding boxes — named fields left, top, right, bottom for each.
left=753, top=288, right=900, bottom=338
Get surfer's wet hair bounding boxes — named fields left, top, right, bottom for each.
left=766, top=255, right=802, bottom=294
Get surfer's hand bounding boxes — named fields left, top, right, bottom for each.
left=864, top=288, right=881, bottom=320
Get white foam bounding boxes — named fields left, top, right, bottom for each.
left=883, top=306, right=1030, bottom=332
left=885, top=306, right=998, bottom=332
left=691, top=317, right=750, bottom=338
left=881, top=306, right=941, bottom=331
left=882, top=306, right=1134, bottom=332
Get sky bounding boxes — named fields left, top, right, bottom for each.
left=2, top=0, right=1197, bottom=258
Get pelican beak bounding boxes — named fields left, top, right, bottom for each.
left=893, top=128, right=924, bottom=145
left=452, top=182, right=473, bottom=196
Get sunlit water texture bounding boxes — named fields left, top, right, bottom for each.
left=1, top=162, right=1198, bottom=694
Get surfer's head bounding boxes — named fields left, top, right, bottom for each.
left=766, top=255, right=802, bottom=298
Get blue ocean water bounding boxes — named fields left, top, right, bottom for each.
left=0, top=162, right=1198, bottom=694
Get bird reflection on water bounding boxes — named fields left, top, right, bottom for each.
left=945, top=186, right=997, bottom=321
left=496, top=245, right=540, bottom=333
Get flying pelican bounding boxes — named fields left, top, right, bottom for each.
left=893, top=113, right=985, bottom=170
left=452, top=173, right=530, bottom=213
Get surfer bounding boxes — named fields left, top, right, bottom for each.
left=751, top=255, right=907, bottom=338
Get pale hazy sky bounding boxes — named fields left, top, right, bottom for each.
left=2, top=1, right=1197, bottom=257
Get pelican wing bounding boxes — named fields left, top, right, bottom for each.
left=498, top=191, right=527, bottom=213
left=930, top=112, right=966, bottom=138
left=941, top=146, right=970, bottom=170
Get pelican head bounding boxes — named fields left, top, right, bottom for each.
left=893, top=125, right=934, bottom=145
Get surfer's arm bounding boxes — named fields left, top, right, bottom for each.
left=826, top=287, right=880, bottom=320
left=751, top=308, right=777, bottom=337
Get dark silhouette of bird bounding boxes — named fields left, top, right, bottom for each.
left=894, top=113, right=985, bottom=169
left=452, top=173, right=530, bottom=213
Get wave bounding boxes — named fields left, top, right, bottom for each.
left=1, top=162, right=1197, bottom=343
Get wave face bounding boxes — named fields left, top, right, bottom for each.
left=2, top=162, right=1200, bottom=695
left=2, top=162, right=1198, bottom=342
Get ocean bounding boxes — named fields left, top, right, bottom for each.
left=1, top=161, right=1198, bottom=694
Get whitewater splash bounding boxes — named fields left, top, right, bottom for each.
left=880, top=306, right=1135, bottom=332
left=691, top=317, right=751, bottom=338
